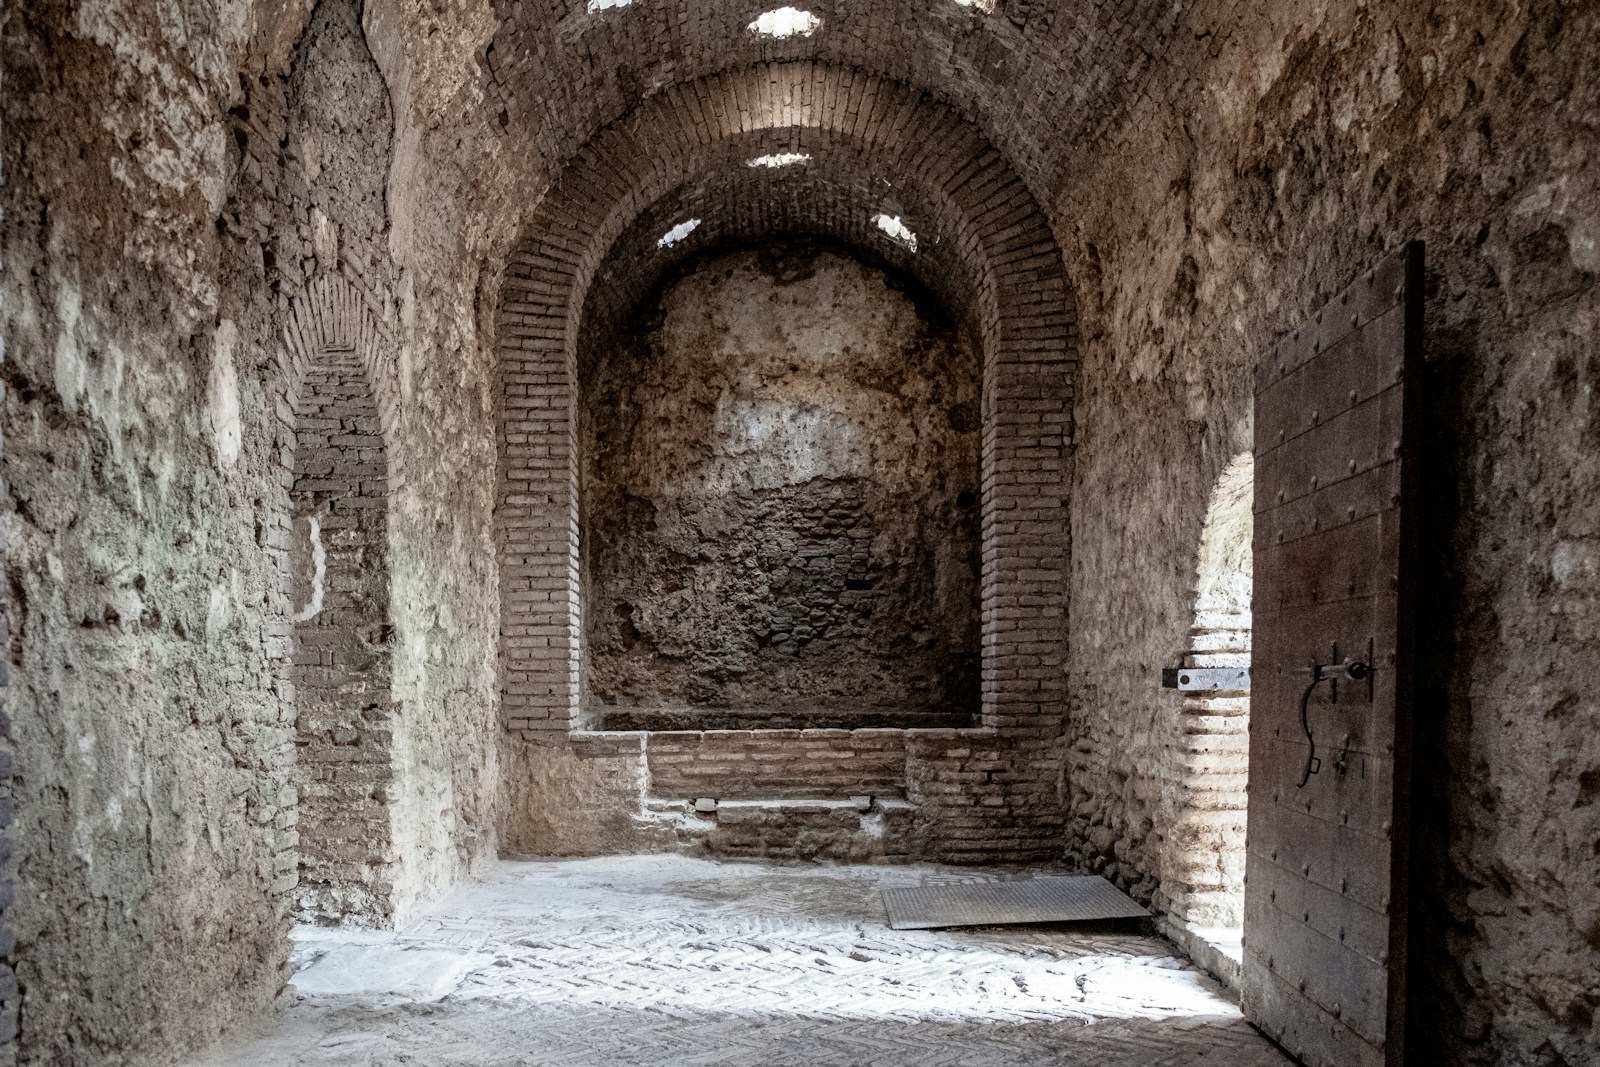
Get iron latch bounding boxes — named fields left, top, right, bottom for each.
left=1296, top=639, right=1375, bottom=788
left=1161, top=667, right=1251, bottom=692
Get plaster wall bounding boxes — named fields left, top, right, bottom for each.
left=4, top=5, right=309, bottom=1060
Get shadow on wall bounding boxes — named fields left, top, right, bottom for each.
left=1405, top=302, right=1483, bottom=1058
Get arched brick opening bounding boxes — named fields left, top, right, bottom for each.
left=279, top=274, right=405, bottom=925
left=496, top=62, right=1077, bottom=862
left=1160, top=451, right=1252, bottom=959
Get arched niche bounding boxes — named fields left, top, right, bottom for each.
left=279, top=274, right=404, bottom=926
left=495, top=62, right=1076, bottom=746
left=491, top=63, right=1077, bottom=864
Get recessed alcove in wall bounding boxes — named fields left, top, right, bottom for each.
left=280, top=275, right=404, bottom=929
left=578, top=242, right=982, bottom=731
left=495, top=68, right=1075, bottom=861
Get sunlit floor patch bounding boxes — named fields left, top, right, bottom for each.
left=196, top=855, right=1292, bottom=1066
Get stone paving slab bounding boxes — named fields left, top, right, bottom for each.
left=194, top=855, right=1292, bottom=1066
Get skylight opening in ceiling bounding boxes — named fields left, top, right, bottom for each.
left=749, top=7, right=821, bottom=38
left=747, top=152, right=812, bottom=169
left=657, top=218, right=702, bottom=249
left=952, top=0, right=996, bottom=11
left=586, top=0, right=632, bottom=11
left=873, top=213, right=918, bottom=253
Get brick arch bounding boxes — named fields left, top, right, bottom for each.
left=280, top=272, right=406, bottom=494
left=504, top=63, right=1074, bottom=378
left=498, top=61, right=1076, bottom=754
left=276, top=272, right=403, bottom=927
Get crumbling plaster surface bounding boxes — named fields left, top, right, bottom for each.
left=580, top=248, right=982, bottom=726
left=1055, top=1, right=1599, bottom=1062
left=2, top=1, right=505, bottom=1062
left=4, top=4, right=314, bottom=1061
left=498, top=738, right=680, bottom=859
left=301, top=0, right=505, bottom=935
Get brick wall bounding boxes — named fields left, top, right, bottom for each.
left=1159, top=453, right=1252, bottom=929
left=483, top=0, right=1181, bottom=219
left=646, top=730, right=908, bottom=801
left=905, top=733, right=1065, bottom=863
left=288, top=352, right=395, bottom=926
left=275, top=274, right=407, bottom=926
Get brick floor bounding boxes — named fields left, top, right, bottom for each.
left=195, top=855, right=1292, bottom=1066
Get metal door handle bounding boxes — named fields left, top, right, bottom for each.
left=1296, top=651, right=1373, bottom=788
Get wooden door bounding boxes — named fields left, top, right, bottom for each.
left=1244, top=242, right=1422, bottom=1067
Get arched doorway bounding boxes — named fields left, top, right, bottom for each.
left=1161, top=451, right=1253, bottom=969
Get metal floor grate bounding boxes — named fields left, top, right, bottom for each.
left=880, top=876, right=1149, bottom=930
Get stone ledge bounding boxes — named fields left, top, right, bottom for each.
left=1158, top=915, right=1243, bottom=995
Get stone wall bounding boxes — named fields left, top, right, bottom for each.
left=0, top=2, right=506, bottom=1063
left=0, top=578, right=14, bottom=1067
left=3, top=1, right=1596, bottom=1065
left=1054, top=2, right=1600, bottom=1063
left=4, top=4, right=308, bottom=1061
left=580, top=247, right=982, bottom=729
